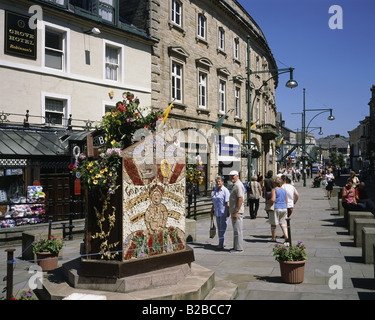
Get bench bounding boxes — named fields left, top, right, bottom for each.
left=22, top=229, right=63, bottom=261
left=348, top=211, right=374, bottom=235
left=362, top=227, right=375, bottom=264
left=185, top=218, right=196, bottom=244
left=353, top=219, right=375, bottom=247
left=338, top=199, right=344, bottom=216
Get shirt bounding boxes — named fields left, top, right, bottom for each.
left=247, top=180, right=262, bottom=199
left=274, top=188, right=287, bottom=210
left=282, top=184, right=296, bottom=208
left=229, top=179, right=245, bottom=214
left=211, top=186, right=230, bottom=217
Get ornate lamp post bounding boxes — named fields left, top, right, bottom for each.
left=246, top=35, right=298, bottom=183
left=301, top=88, right=335, bottom=186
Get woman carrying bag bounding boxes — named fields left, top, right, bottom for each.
left=211, top=176, right=230, bottom=250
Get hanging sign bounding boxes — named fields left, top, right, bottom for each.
left=4, top=11, right=37, bottom=60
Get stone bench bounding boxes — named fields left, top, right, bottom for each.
left=22, top=229, right=63, bottom=261
left=353, top=219, right=375, bottom=247
left=338, top=199, right=344, bottom=216
left=348, top=211, right=374, bottom=235
left=362, top=227, right=375, bottom=264
left=185, top=218, right=196, bottom=244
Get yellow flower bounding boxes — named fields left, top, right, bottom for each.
left=93, top=180, right=98, bottom=185
left=111, top=140, right=116, bottom=145
left=95, top=174, right=101, bottom=178
left=103, top=180, right=107, bottom=184
left=88, top=162, right=93, bottom=167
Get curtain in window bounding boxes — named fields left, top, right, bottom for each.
left=105, top=45, right=118, bottom=80
left=99, top=0, right=114, bottom=22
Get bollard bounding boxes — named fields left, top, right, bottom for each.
left=287, top=217, right=292, bottom=246
left=5, top=249, right=16, bottom=300
left=48, top=219, right=52, bottom=238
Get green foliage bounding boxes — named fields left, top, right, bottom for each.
left=272, top=241, right=307, bottom=261
left=32, top=235, right=64, bottom=254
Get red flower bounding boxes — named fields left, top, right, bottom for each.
left=68, top=164, right=74, bottom=170
left=127, top=93, right=134, bottom=100
left=117, top=103, right=126, bottom=112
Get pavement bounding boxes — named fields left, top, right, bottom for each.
left=1, top=176, right=375, bottom=300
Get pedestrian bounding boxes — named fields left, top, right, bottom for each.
left=211, top=176, right=230, bottom=250
left=350, top=171, right=360, bottom=188
left=281, top=175, right=299, bottom=218
left=228, top=170, right=244, bottom=253
left=263, top=170, right=274, bottom=218
left=355, top=182, right=375, bottom=215
left=247, top=175, right=262, bottom=219
left=342, top=178, right=360, bottom=211
left=325, top=168, right=335, bottom=199
left=266, top=177, right=289, bottom=242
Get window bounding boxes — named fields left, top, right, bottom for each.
left=256, top=56, right=260, bottom=72
left=234, top=38, right=239, bottom=60
left=105, top=44, right=120, bottom=81
left=171, top=0, right=182, bottom=26
left=235, top=87, right=240, bottom=117
left=256, top=99, right=260, bottom=122
left=44, top=98, right=66, bottom=126
left=198, top=72, right=207, bottom=108
left=219, top=80, right=226, bottom=113
left=197, top=14, right=206, bottom=39
left=172, top=61, right=183, bottom=102
left=45, top=28, right=65, bottom=70
left=264, top=103, right=267, bottom=124
left=99, top=0, right=115, bottom=23
left=218, top=27, right=225, bottom=51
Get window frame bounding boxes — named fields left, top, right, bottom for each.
left=171, top=60, right=183, bottom=103
left=103, top=40, right=123, bottom=82
left=198, top=71, right=207, bottom=109
left=218, top=27, right=225, bottom=51
left=234, top=87, right=240, bottom=117
left=234, top=37, right=239, bottom=60
left=219, top=80, right=226, bottom=113
left=171, top=0, right=182, bottom=27
left=42, top=22, right=70, bottom=72
left=197, top=13, right=206, bottom=40
left=41, top=92, right=71, bottom=127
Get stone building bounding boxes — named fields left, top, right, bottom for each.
left=121, top=0, right=280, bottom=187
left=369, top=85, right=375, bottom=172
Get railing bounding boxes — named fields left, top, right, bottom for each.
left=186, top=189, right=212, bottom=220
left=0, top=109, right=99, bottom=132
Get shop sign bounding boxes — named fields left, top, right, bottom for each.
left=4, top=11, right=37, bottom=60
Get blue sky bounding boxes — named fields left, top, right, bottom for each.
left=238, top=0, right=375, bottom=137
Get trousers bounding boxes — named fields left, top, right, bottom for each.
left=231, top=213, right=243, bottom=251
left=216, top=216, right=229, bottom=247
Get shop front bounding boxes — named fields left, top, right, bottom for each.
left=0, top=127, right=87, bottom=228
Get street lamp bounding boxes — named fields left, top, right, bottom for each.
left=246, top=35, right=298, bottom=183
left=301, top=88, right=335, bottom=186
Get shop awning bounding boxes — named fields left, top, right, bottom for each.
left=0, top=128, right=89, bottom=157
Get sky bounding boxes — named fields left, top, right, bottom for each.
left=238, top=0, right=375, bottom=138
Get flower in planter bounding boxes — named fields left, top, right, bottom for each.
left=32, top=235, right=64, bottom=254
left=272, top=241, right=307, bottom=262
left=18, top=289, right=37, bottom=300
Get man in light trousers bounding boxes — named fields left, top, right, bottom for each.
left=229, top=170, right=244, bottom=252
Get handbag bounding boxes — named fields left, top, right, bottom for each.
left=209, top=216, right=216, bottom=239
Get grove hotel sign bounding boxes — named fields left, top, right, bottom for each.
left=4, top=11, right=37, bottom=60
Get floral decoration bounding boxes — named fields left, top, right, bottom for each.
left=186, top=155, right=205, bottom=192
left=32, top=235, right=64, bottom=254
left=272, top=241, right=307, bottom=262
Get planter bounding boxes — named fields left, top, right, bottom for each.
left=36, top=252, right=59, bottom=271
left=278, top=260, right=306, bottom=284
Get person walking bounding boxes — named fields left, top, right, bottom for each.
left=266, top=177, right=289, bottom=242
left=281, top=175, right=299, bottom=218
left=263, top=170, right=274, bottom=218
left=229, top=170, right=244, bottom=253
left=247, top=175, right=262, bottom=219
left=325, top=168, right=335, bottom=199
left=211, top=176, right=230, bottom=250
left=350, top=171, right=360, bottom=188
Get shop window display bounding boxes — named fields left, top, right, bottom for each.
left=0, top=169, right=46, bottom=228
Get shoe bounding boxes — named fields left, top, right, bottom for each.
left=271, top=238, right=277, bottom=242
left=230, top=249, right=243, bottom=253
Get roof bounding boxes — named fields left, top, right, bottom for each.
left=0, top=128, right=89, bottom=157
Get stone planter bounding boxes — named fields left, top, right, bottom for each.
left=278, top=260, right=306, bottom=284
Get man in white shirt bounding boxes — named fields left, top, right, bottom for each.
left=229, top=170, right=244, bottom=252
